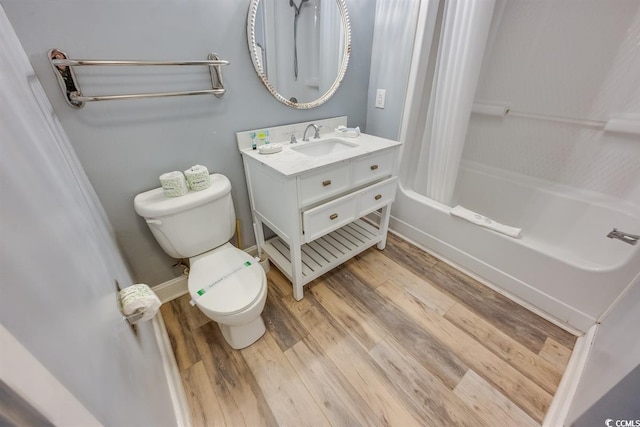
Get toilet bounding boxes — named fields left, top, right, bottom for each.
left=134, top=173, right=267, bottom=349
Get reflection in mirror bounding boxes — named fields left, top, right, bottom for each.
left=247, top=0, right=351, bottom=109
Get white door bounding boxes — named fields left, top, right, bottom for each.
left=0, top=7, right=177, bottom=426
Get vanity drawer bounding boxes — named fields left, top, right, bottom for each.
left=298, top=162, right=351, bottom=206
left=352, top=149, right=395, bottom=187
left=302, top=194, right=356, bottom=243
left=356, top=177, right=398, bottom=217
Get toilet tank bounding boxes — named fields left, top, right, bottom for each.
left=134, top=174, right=236, bottom=259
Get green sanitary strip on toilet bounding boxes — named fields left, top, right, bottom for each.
left=189, top=261, right=252, bottom=306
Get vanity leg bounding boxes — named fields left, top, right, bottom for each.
left=290, top=241, right=304, bottom=301
left=377, top=205, right=392, bottom=250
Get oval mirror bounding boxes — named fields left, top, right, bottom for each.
left=247, top=0, right=351, bottom=109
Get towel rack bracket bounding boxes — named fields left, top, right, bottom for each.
left=208, top=53, right=225, bottom=99
left=49, top=49, right=85, bottom=108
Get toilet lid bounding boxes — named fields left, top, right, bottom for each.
left=188, top=246, right=265, bottom=316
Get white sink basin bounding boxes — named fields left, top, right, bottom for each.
left=290, top=138, right=358, bottom=157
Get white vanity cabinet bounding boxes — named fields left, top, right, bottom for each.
left=242, top=142, right=400, bottom=300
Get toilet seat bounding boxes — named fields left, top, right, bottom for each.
left=188, top=244, right=265, bottom=316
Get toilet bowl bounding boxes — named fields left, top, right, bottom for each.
left=188, top=243, right=267, bottom=349
left=133, top=173, right=268, bottom=349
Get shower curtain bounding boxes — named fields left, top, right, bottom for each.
left=411, top=0, right=495, bottom=206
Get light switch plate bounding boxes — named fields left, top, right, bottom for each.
left=375, top=89, right=386, bottom=109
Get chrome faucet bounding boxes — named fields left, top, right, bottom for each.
left=607, top=228, right=639, bottom=245
left=302, top=124, right=321, bottom=141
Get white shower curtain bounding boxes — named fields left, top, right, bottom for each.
left=412, top=0, right=495, bottom=205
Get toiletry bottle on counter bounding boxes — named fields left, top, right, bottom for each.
left=250, top=132, right=257, bottom=150
left=256, top=130, right=270, bottom=146
left=257, top=130, right=265, bottom=146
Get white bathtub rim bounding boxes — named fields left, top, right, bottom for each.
left=398, top=182, right=637, bottom=273
left=455, top=162, right=639, bottom=270
left=460, top=160, right=640, bottom=215
left=394, top=182, right=638, bottom=325
left=385, top=208, right=592, bottom=333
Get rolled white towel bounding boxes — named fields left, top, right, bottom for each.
left=450, top=205, right=522, bottom=238
left=335, top=125, right=361, bottom=138
left=184, top=165, right=211, bottom=191
left=159, top=171, right=188, bottom=197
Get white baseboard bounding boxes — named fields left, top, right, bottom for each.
left=152, top=312, right=192, bottom=427
left=153, top=275, right=188, bottom=304
left=542, top=323, right=597, bottom=427
left=245, top=244, right=259, bottom=257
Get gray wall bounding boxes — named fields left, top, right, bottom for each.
left=365, top=0, right=420, bottom=140
left=2, top=0, right=375, bottom=286
left=572, top=366, right=640, bottom=426
left=567, top=279, right=640, bottom=425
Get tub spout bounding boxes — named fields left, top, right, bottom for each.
left=607, top=228, right=639, bottom=245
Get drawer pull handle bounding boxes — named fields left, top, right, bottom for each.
left=322, top=180, right=332, bottom=187
left=370, top=164, right=379, bottom=170
left=374, top=194, right=382, bottom=200
left=329, top=213, right=338, bottom=220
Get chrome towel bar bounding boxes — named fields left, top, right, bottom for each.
left=70, top=89, right=225, bottom=103
left=48, top=48, right=229, bottom=108
left=51, top=58, right=229, bottom=67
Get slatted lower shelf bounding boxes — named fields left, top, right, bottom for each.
left=262, top=219, right=382, bottom=286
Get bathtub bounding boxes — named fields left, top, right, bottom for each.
left=390, top=161, right=640, bottom=332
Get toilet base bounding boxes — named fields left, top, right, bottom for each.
left=218, top=315, right=266, bottom=349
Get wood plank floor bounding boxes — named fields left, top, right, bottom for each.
left=162, top=233, right=577, bottom=427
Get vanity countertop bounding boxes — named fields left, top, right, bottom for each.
left=240, top=132, right=402, bottom=177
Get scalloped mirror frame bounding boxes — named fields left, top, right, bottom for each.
left=247, top=0, right=351, bottom=109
